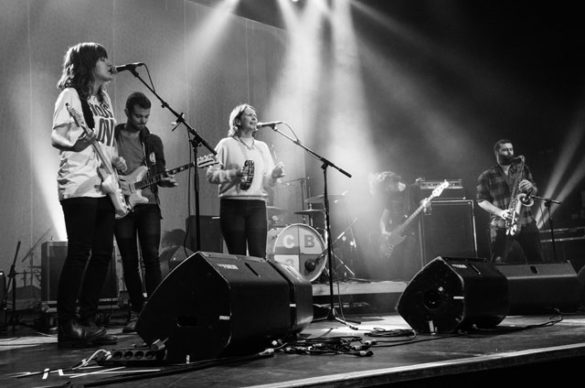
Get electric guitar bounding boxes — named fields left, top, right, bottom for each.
left=380, top=180, right=449, bottom=259
left=65, top=103, right=129, bottom=218
left=119, top=154, right=218, bottom=213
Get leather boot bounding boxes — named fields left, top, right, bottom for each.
left=123, top=311, right=139, bottom=333
left=58, top=319, right=117, bottom=348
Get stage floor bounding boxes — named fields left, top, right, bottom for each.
left=2, top=307, right=585, bottom=387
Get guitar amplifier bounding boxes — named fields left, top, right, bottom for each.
left=420, top=199, right=478, bottom=264
left=41, top=241, right=119, bottom=313
left=418, top=179, right=467, bottom=200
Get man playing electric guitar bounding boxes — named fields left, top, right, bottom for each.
left=113, top=92, right=177, bottom=333
left=370, top=171, right=425, bottom=281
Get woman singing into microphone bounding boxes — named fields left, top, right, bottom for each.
left=52, top=42, right=126, bottom=347
left=206, top=104, right=285, bottom=258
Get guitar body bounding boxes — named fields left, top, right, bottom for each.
left=98, top=166, right=131, bottom=218
left=378, top=180, right=450, bottom=262
left=117, top=155, right=218, bottom=216
left=119, top=166, right=150, bottom=210
left=379, top=232, right=407, bottom=260
left=65, top=103, right=129, bottom=219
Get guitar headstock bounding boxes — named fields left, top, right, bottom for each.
left=430, top=180, right=449, bottom=199
left=197, top=153, right=219, bottom=168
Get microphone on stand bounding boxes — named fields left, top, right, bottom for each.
left=305, top=253, right=325, bottom=272
left=114, top=62, right=145, bottom=73
left=256, top=121, right=283, bottom=129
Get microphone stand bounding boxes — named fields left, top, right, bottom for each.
left=266, top=123, right=359, bottom=329
left=5, top=241, right=21, bottom=332
left=125, top=68, right=216, bottom=251
left=532, top=195, right=562, bottom=262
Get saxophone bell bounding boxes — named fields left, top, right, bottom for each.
left=519, top=191, right=534, bottom=207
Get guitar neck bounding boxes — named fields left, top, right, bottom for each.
left=135, top=162, right=194, bottom=190
left=396, top=200, right=428, bottom=232
left=80, top=127, right=117, bottom=176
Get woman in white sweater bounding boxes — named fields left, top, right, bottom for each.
left=207, top=104, right=284, bottom=258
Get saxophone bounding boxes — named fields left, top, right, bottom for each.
left=505, top=155, right=534, bottom=236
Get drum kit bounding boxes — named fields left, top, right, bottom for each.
left=266, top=193, right=357, bottom=283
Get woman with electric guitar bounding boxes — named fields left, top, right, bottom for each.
left=52, top=42, right=126, bottom=348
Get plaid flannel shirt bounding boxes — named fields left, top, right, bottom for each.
left=476, top=163, right=537, bottom=229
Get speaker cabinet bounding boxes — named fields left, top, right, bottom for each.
left=41, top=241, right=118, bottom=313
left=185, top=216, right=223, bottom=253
left=136, top=251, right=313, bottom=362
left=496, top=262, right=583, bottom=314
left=421, top=200, right=478, bottom=264
left=396, top=257, right=508, bottom=334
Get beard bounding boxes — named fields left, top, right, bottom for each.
left=497, top=153, right=514, bottom=166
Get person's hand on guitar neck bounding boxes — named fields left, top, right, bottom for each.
left=71, top=128, right=97, bottom=152
left=160, top=173, right=178, bottom=187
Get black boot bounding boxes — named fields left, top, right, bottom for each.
left=58, top=319, right=117, bottom=348
left=81, top=314, right=118, bottom=346
left=123, top=310, right=139, bottom=334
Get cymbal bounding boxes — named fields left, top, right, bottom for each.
left=266, top=206, right=287, bottom=215
left=304, top=194, right=347, bottom=204
left=295, top=209, right=325, bottom=216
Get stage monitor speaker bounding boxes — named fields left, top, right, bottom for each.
left=159, top=246, right=194, bottom=278
left=496, top=262, right=584, bottom=315
left=396, top=257, right=509, bottom=334
left=136, top=251, right=313, bottom=362
left=421, top=200, right=477, bottom=264
left=41, top=241, right=118, bottom=313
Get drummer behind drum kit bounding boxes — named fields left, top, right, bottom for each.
left=266, top=193, right=357, bottom=283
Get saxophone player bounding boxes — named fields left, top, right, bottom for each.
left=476, top=139, right=544, bottom=264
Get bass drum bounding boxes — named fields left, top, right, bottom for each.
left=267, top=223, right=327, bottom=282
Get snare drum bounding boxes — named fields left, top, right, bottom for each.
left=266, top=223, right=327, bottom=282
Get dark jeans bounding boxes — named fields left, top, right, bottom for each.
left=58, top=197, right=115, bottom=323
left=114, top=204, right=162, bottom=313
left=220, top=199, right=267, bottom=258
left=490, top=221, right=544, bottom=264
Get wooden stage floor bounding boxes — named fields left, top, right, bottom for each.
left=2, top=283, right=585, bottom=388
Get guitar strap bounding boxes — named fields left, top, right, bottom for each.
left=77, top=91, right=96, bottom=130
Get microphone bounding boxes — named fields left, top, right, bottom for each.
left=114, top=62, right=145, bottom=73
left=256, top=121, right=283, bottom=128
left=304, top=259, right=316, bottom=272
left=511, top=155, right=525, bottom=163
left=304, top=253, right=325, bottom=272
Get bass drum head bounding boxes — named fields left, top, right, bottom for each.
left=266, top=223, right=327, bottom=282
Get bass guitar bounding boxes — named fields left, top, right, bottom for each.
left=119, top=154, right=218, bottom=213
left=380, top=180, right=449, bottom=259
left=65, top=103, right=129, bottom=218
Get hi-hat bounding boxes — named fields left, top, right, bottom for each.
left=295, top=209, right=325, bottom=216
left=304, top=193, right=347, bottom=204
